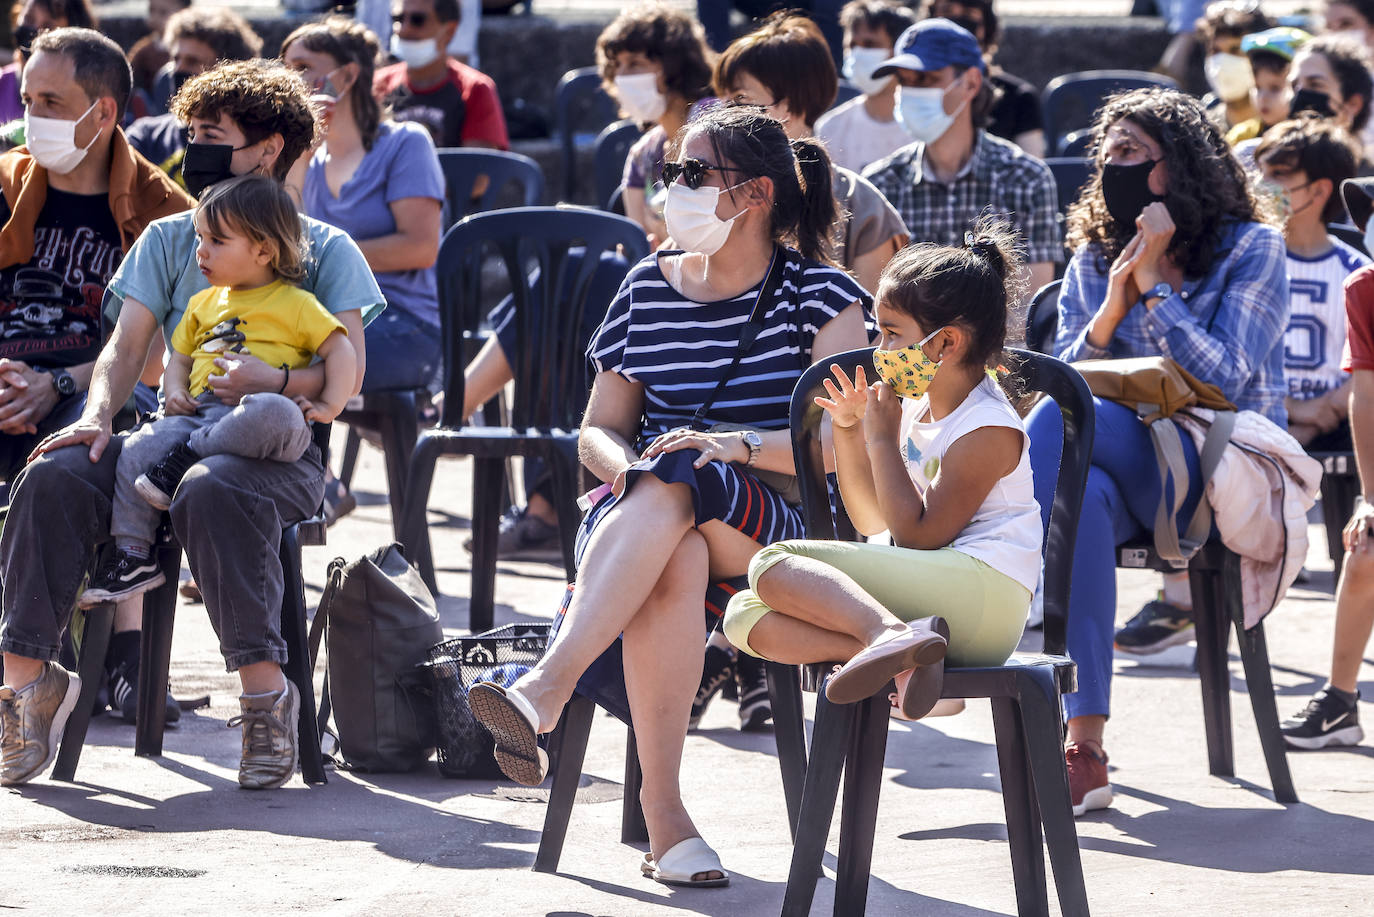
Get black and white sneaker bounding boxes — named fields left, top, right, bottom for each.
left=80, top=550, right=165, bottom=606
left=1281, top=688, right=1363, bottom=750
left=734, top=652, right=772, bottom=732
left=134, top=442, right=201, bottom=510
left=688, top=644, right=736, bottom=730
left=1114, top=600, right=1195, bottom=655
left=107, top=660, right=181, bottom=726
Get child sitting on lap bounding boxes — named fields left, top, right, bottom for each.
left=82, top=174, right=356, bottom=606
left=721, top=219, right=1041, bottom=719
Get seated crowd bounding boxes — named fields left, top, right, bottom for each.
left=0, top=0, right=1371, bottom=897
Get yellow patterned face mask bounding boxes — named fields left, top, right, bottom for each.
left=872, top=326, right=944, bottom=399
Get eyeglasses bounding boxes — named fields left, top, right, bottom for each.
left=392, top=11, right=432, bottom=28
left=661, top=158, right=749, bottom=190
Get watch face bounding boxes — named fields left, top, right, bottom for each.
left=54, top=370, right=75, bottom=395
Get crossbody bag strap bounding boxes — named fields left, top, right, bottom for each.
left=690, top=247, right=784, bottom=432
left=1149, top=410, right=1236, bottom=566
left=310, top=557, right=346, bottom=739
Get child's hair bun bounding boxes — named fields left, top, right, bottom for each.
left=963, top=228, right=1008, bottom=282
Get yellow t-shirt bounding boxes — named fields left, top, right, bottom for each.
left=1227, top=117, right=1264, bottom=146
left=171, top=280, right=347, bottom=396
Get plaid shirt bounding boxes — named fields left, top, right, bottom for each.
left=1055, top=221, right=1290, bottom=426
left=861, top=131, right=1062, bottom=265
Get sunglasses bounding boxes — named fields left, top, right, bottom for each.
left=392, top=11, right=432, bottom=28
left=661, top=158, right=749, bottom=190
left=14, top=24, right=43, bottom=53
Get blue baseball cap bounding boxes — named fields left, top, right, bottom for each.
left=873, top=19, right=987, bottom=79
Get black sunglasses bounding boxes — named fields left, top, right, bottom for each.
left=661, top=158, right=749, bottom=191
left=392, top=11, right=432, bottom=28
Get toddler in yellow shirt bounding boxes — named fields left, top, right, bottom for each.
left=83, top=175, right=357, bottom=605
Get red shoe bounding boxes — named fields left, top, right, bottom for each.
left=1065, top=742, right=1112, bottom=816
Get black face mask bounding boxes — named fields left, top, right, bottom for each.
left=1289, top=87, right=1336, bottom=120
left=1101, top=158, right=1163, bottom=228
left=180, top=142, right=238, bottom=198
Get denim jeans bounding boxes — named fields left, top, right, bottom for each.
left=359, top=307, right=442, bottom=393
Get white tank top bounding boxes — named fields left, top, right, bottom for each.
left=897, top=375, right=1042, bottom=593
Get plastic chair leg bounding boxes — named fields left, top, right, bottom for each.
left=135, top=545, right=181, bottom=757
left=545, top=451, right=581, bottom=582
left=535, top=695, right=596, bottom=874
left=378, top=395, right=418, bottom=541
left=399, top=434, right=442, bottom=596
left=1233, top=619, right=1298, bottom=803
left=468, top=456, right=506, bottom=634
left=1017, top=665, right=1091, bottom=917
left=338, top=427, right=361, bottom=492
left=280, top=525, right=326, bottom=786
left=51, top=602, right=115, bottom=782
left=782, top=688, right=855, bottom=917
left=766, top=661, right=808, bottom=840
left=991, top=694, right=1050, bottom=917
left=622, top=727, right=648, bottom=843
left=833, top=693, right=890, bottom=917
left=1188, top=566, right=1235, bottom=778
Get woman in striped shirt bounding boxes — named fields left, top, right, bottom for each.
left=470, top=105, right=870, bottom=887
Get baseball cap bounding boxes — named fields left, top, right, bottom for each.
left=1240, top=26, right=1312, bottom=63
left=873, top=19, right=986, bottom=79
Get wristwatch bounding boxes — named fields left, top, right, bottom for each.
left=741, top=430, right=762, bottom=467
left=1140, top=282, right=1174, bottom=307
left=42, top=367, right=76, bottom=397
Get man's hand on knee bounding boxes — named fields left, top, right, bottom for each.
left=28, top=415, right=112, bottom=465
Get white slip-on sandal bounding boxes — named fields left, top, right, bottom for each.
left=648, top=837, right=730, bottom=888
left=467, top=682, right=549, bottom=786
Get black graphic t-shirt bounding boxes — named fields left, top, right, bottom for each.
left=387, top=79, right=468, bottom=149
left=0, top=187, right=122, bottom=367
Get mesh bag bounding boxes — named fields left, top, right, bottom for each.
left=425, top=623, right=551, bottom=778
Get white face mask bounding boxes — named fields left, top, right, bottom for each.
left=25, top=99, right=102, bottom=174
left=614, top=72, right=667, bottom=122
left=1204, top=52, right=1255, bottom=102
left=843, top=48, right=894, bottom=97
left=896, top=80, right=966, bottom=143
left=391, top=33, right=440, bottom=69
left=1328, top=27, right=1370, bottom=48
left=663, top=180, right=749, bottom=256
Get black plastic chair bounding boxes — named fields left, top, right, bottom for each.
left=777, top=347, right=1093, bottom=917
left=1311, top=451, right=1359, bottom=575
left=399, top=208, right=648, bottom=632
left=593, top=119, right=642, bottom=213
left=54, top=424, right=333, bottom=786
left=1059, top=130, right=1094, bottom=159
left=1024, top=278, right=1063, bottom=356
left=1042, top=70, right=1177, bottom=156
left=436, top=148, right=546, bottom=228
left=1328, top=222, right=1368, bottom=256
left=554, top=67, right=620, bottom=202
left=1045, top=158, right=1092, bottom=216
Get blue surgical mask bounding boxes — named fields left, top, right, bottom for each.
left=895, top=78, right=966, bottom=143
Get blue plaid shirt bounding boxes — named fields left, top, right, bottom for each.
left=1055, top=220, right=1289, bottom=426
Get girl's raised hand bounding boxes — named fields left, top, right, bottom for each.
left=814, top=363, right=869, bottom=428
left=862, top=379, right=903, bottom=442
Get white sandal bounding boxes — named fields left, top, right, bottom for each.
left=642, top=837, right=730, bottom=888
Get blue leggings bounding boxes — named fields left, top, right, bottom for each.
left=1026, top=397, right=1202, bottom=720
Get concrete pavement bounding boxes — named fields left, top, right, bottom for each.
left=0, top=436, right=1371, bottom=916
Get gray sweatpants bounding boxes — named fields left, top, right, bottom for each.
left=111, top=392, right=312, bottom=550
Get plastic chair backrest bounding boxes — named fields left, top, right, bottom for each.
left=555, top=67, right=621, bottom=201
left=594, top=119, right=643, bottom=211
left=1059, top=130, right=1094, bottom=158
left=1045, top=157, right=1092, bottom=215
left=1042, top=70, right=1177, bottom=156
left=436, top=148, right=545, bottom=227
left=788, top=346, right=1094, bottom=656
left=435, top=207, right=649, bottom=431
left=1024, top=278, right=1063, bottom=355
left=1328, top=222, right=1369, bottom=256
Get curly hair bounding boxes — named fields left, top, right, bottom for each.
left=595, top=3, right=714, bottom=104
left=1194, top=0, right=1270, bottom=46
left=172, top=60, right=320, bottom=182
left=281, top=17, right=384, bottom=151
left=164, top=7, right=262, bottom=64
left=1065, top=88, right=1262, bottom=279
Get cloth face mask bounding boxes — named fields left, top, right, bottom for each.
left=25, top=99, right=101, bottom=174
left=390, top=34, right=440, bottom=69
left=614, top=72, right=667, bottom=122
left=663, top=180, right=749, bottom=256
left=181, top=142, right=249, bottom=198
left=843, top=48, right=894, bottom=97
left=872, top=326, right=945, bottom=400
left=1101, top=158, right=1164, bottom=228
left=1204, top=52, right=1255, bottom=102
left=895, top=80, right=966, bottom=144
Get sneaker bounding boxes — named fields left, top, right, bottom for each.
left=1281, top=687, right=1364, bottom=750
left=228, top=681, right=300, bottom=790
left=689, top=644, right=736, bottom=730
left=0, top=661, right=81, bottom=786
left=134, top=442, right=200, bottom=511
left=1113, top=600, right=1195, bottom=655
left=80, top=549, right=165, bottom=607
left=463, top=508, right=562, bottom=562
left=106, top=660, right=181, bottom=726
left=1065, top=742, right=1112, bottom=817
left=734, top=652, right=772, bottom=731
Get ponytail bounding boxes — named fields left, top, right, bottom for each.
left=790, top=136, right=837, bottom=264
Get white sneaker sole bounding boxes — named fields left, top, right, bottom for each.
left=1072, top=784, right=1113, bottom=817
left=1283, top=725, right=1364, bottom=750
left=79, top=571, right=167, bottom=608
left=134, top=474, right=174, bottom=511
left=2, top=670, right=82, bottom=786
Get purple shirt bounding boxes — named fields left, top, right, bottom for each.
left=303, top=120, right=445, bottom=325
left=0, top=63, right=23, bottom=124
